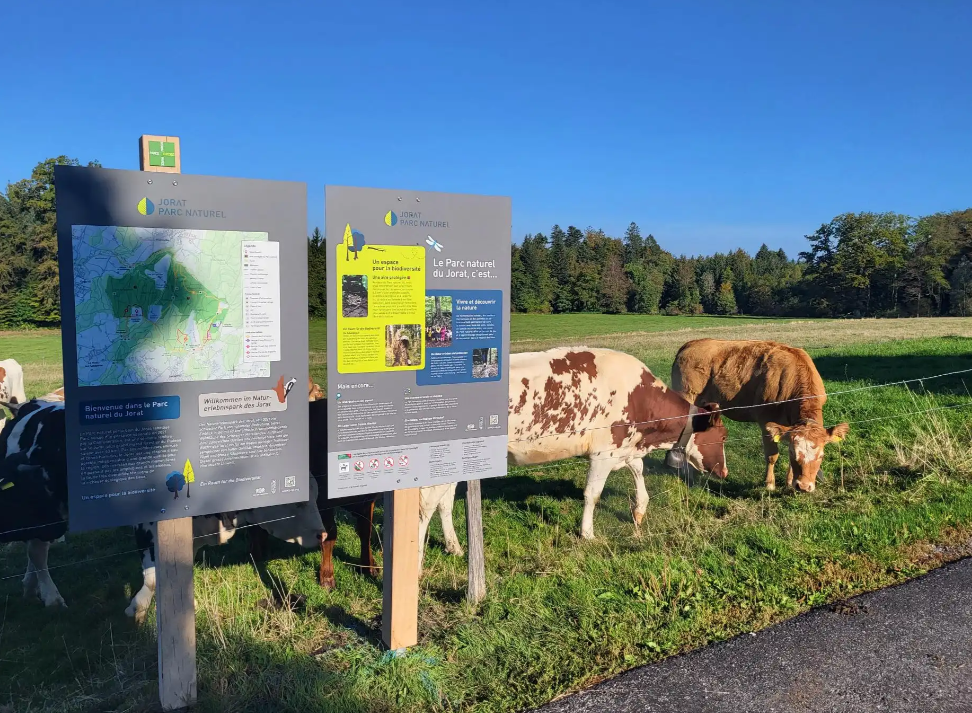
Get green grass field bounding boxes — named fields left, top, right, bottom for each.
left=2, top=316, right=972, bottom=712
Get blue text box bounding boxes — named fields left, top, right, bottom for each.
left=417, top=289, right=502, bottom=386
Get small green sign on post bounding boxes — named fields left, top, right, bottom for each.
left=148, top=140, right=177, bottom=167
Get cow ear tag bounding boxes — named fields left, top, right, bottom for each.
left=772, top=434, right=781, bottom=443
left=1, top=481, right=13, bottom=490
left=832, top=436, right=842, bottom=443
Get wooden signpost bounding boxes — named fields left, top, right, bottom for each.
left=466, top=480, right=486, bottom=605
left=139, top=134, right=197, bottom=711
left=327, top=186, right=512, bottom=654
left=382, top=489, right=420, bottom=649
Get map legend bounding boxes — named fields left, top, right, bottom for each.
left=242, top=241, right=281, bottom=362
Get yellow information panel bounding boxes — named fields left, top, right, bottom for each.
left=335, top=225, right=426, bottom=374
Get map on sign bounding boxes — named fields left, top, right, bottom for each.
left=72, top=225, right=271, bottom=386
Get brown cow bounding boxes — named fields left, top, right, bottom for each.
left=671, top=338, right=849, bottom=493
left=248, top=375, right=376, bottom=589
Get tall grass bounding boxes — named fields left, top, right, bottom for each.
left=2, top=319, right=972, bottom=712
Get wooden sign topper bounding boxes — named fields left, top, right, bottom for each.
left=139, top=135, right=181, bottom=173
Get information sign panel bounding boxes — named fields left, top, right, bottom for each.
left=55, top=166, right=309, bottom=531
left=324, top=186, right=511, bottom=497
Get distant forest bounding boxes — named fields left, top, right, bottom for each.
left=3, top=156, right=972, bottom=327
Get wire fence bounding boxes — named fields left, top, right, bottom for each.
left=2, top=364, right=971, bottom=582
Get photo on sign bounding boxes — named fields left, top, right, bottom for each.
left=342, top=274, right=368, bottom=318
left=425, top=295, right=453, bottom=348
left=472, top=347, right=499, bottom=379
left=385, top=324, right=422, bottom=367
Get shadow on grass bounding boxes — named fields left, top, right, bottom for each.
left=482, top=472, right=584, bottom=505
left=643, top=456, right=763, bottom=501
left=193, top=633, right=379, bottom=713
left=814, top=350, right=972, bottom=395
left=189, top=620, right=443, bottom=713
left=239, top=530, right=382, bottom=648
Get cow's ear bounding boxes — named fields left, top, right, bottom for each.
left=765, top=422, right=791, bottom=443
left=828, top=423, right=850, bottom=443
left=702, top=402, right=723, bottom=427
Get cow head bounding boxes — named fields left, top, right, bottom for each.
left=684, top=403, right=729, bottom=479
left=765, top=419, right=849, bottom=492
left=236, top=475, right=325, bottom=548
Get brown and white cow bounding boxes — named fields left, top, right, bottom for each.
left=308, top=376, right=324, bottom=401
left=505, top=347, right=728, bottom=540
left=0, top=359, right=28, bottom=429
left=671, top=338, right=849, bottom=493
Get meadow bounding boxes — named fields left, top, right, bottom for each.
left=2, top=315, right=972, bottom=713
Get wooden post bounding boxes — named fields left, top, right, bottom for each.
left=466, top=480, right=486, bottom=605
left=139, top=134, right=196, bottom=711
left=155, top=519, right=197, bottom=709
left=382, top=488, right=420, bottom=650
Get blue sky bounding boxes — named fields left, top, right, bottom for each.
left=2, top=0, right=970, bottom=256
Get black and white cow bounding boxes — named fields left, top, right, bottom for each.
left=1, top=397, right=326, bottom=615
left=125, top=478, right=326, bottom=623
left=0, top=399, right=69, bottom=607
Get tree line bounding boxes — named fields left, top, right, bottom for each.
left=512, top=211, right=972, bottom=318
left=2, top=156, right=971, bottom=327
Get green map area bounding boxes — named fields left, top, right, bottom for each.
left=73, top=226, right=270, bottom=386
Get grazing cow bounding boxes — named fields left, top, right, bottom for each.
left=671, top=338, right=850, bottom=493
left=0, top=396, right=326, bottom=616
left=125, top=478, right=327, bottom=623
left=0, top=399, right=69, bottom=607
left=0, top=359, right=27, bottom=406
left=305, top=399, right=379, bottom=588
left=248, top=386, right=380, bottom=589
left=0, top=360, right=28, bottom=431
left=416, top=347, right=730, bottom=554
left=504, top=347, right=728, bottom=540
left=304, top=380, right=461, bottom=577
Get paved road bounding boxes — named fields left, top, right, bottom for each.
left=533, top=557, right=972, bottom=713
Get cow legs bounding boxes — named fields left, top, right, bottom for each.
left=761, top=431, right=780, bottom=491
left=22, top=551, right=38, bottom=599
left=418, top=490, right=437, bottom=574
left=626, top=457, right=650, bottom=528
left=581, top=458, right=615, bottom=540
left=126, top=547, right=157, bottom=623
left=247, top=525, right=271, bottom=563
left=351, top=500, right=377, bottom=577
left=418, top=483, right=462, bottom=574
left=26, top=540, right=65, bottom=608
left=319, top=507, right=338, bottom=590
left=438, top=484, right=463, bottom=556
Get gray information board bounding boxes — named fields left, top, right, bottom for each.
left=55, top=166, right=309, bottom=532
left=324, top=186, right=511, bottom=497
